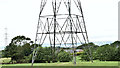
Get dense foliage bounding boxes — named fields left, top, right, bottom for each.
left=33, top=47, right=72, bottom=63
left=2, top=35, right=120, bottom=63
left=80, top=41, right=120, bottom=61
left=3, top=36, right=33, bottom=63
left=33, top=47, right=53, bottom=63
left=57, top=51, right=72, bottom=62
left=2, top=36, right=73, bottom=63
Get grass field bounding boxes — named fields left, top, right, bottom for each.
left=1, top=61, right=119, bottom=68
left=1, top=61, right=118, bottom=66
left=0, top=56, right=119, bottom=67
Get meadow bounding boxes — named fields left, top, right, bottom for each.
left=0, top=56, right=119, bottom=68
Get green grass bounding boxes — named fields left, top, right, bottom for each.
left=0, top=56, right=119, bottom=66
left=1, top=61, right=118, bottom=66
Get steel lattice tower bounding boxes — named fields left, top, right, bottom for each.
left=5, top=28, right=8, bottom=46
left=32, top=0, right=92, bottom=66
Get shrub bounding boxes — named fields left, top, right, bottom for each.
left=80, top=51, right=90, bottom=61
left=57, top=51, right=72, bottom=62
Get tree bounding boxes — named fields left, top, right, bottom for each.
left=11, top=35, right=31, bottom=46
left=80, top=49, right=90, bottom=61
left=96, top=44, right=117, bottom=61
left=34, top=47, right=53, bottom=63
left=22, top=43, right=32, bottom=56
left=57, top=51, right=72, bottom=62
left=80, top=42, right=99, bottom=61
left=77, top=42, right=98, bottom=49
left=115, top=45, right=120, bottom=60
left=4, top=43, right=17, bottom=57
left=110, top=41, right=120, bottom=61
left=11, top=45, right=24, bottom=62
left=110, top=41, right=120, bottom=47
left=3, top=35, right=33, bottom=63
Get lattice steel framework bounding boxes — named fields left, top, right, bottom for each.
left=5, top=28, right=8, bottom=46
left=31, top=0, right=92, bottom=66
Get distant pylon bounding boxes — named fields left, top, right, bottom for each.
left=31, top=0, right=92, bottom=66
left=5, top=28, right=8, bottom=46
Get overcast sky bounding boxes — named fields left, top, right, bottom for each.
left=0, top=0, right=119, bottom=50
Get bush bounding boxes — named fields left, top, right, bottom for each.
left=96, top=45, right=117, bottom=61
left=57, top=51, right=72, bottom=62
left=22, top=56, right=31, bottom=63
left=34, top=47, right=53, bottom=63
left=80, top=53, right=90, bottom=61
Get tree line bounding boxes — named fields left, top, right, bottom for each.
left=1, top=35, right=120, bottom=63
left=79, top=41, right=120, bottom=61
left=2, top=36, right=72, bottom=63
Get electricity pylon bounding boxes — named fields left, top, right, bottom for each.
left=5, top=28, right=8, bottom=46
left=31, top=0, right=92, bottom=66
